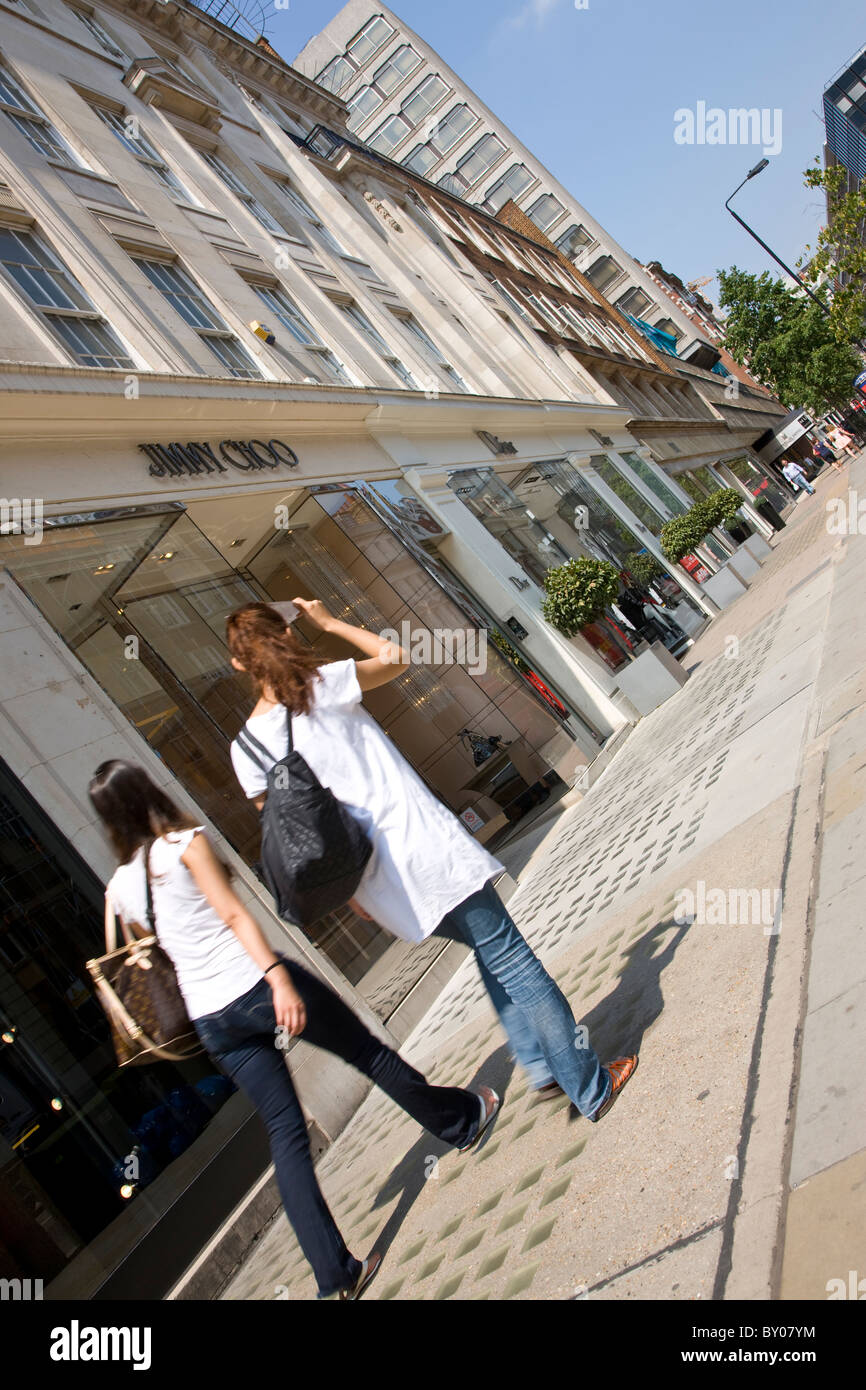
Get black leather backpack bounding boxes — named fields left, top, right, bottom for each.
left=234, top=709, right=373, bottom=928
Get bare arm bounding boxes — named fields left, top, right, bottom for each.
left=180, top=832, right=306, bottom=1036
left=293, top=597, right=409, bottom=692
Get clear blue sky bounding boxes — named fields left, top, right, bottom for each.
left=267, top=0, right=864, bottom=306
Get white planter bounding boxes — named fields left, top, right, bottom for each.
left=702, top=565, right=748, bottom=609
left=614, top=642, right=690, bottom=716
left=726, top=547, right=761, bottom=583
left=742, top=532, right=773, bottom=563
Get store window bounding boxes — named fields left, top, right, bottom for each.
left=0, top=485, right=577, bottom=1001
left=0, top=760, right=239, bottom=1293
left=447, top=467, right=638, bottom=672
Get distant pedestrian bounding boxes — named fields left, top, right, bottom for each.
left=781, top=459, right=815, bottom=496
left=827, top=426, right=857, bottom=459
left=812, top=439, right=838, bottom=469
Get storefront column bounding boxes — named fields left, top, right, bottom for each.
left=568, top=456, right=721, bottom=618
left=403, top=468, right=634, bottom=746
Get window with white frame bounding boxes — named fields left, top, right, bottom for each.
left=133, top=256, right=262, bottom=378
left=368, top=74, right=450, bottom=156
left=0, top=225, right=134, bottom=367
left=584, top=254, right=624, bottom=293
left=272, top=178, right=349, bottom=257
left=198, top=150, right=284, bottom=232
left=438, top=132, right=505, bottom=195
left=526, top=193, right=566, bottom=233
left=250, top=282, right=353, bottom=384
left=71, top=9, right=128, bottom=61
left=337, top=300, right=418, bottom=387
left=393, top=312, right=468, bottom=391
left=482, top=162, right=534, bottom=213
left=95, top=106, right=193, bottom=199
left=402, top=103, right=476, bottom=175
left=315, top=14, right=395, bottom=93
left=0, top=62, right=82, bottom=165
left=554, top=222, right=595, bottom=259
left=346, top=43, right=422, bottom=131
left=615, top=285, right=653, bottom=319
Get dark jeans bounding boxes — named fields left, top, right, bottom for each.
left=193, top=959, right=480, bottom=1298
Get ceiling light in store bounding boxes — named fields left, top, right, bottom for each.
left=155, top=551, right=175, bottom=562
left=229, top=539, right=246, bottom=548
left=50, top=1097, right=63, bottom=1111
left=1, top=1028, right=16, bottom=1044
left=93, top=563, right=115, bottom=574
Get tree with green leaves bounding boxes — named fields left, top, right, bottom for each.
left=799, top=162, right=866, bottom=347
left=717, top=267, right=862, bottom=414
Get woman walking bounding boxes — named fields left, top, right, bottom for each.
left=827, top=425, right=857, bottom=461
left=89, top=760, right=499, bottom=1300
left=227, top=600, right=638, bottom=1125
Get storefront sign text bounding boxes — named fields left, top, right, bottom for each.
left=139, top=439, right=299, bottom=479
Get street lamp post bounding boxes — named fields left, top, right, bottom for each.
left=725, top=159, right=866, bottom=356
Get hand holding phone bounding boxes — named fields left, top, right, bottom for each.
left=270, top=600, right=299, bottom=626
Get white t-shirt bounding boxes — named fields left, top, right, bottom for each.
left=106, top=828, right=264, bottom=1020
left=230, top=659, right=503, bottom=944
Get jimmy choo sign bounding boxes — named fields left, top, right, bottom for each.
left=139, top=439, right=299, bottom=478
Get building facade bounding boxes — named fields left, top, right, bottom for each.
left=0, top=0, right=789, bottom=1298
left=823, top=45, right=866, bottom=190
left=294, top=0, right=727, bottom=361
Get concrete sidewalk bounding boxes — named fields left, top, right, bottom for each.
left=220, top=457, right=865, bottom=1302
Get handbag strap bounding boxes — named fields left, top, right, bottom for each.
left=143, top=841, right=156, bottom=936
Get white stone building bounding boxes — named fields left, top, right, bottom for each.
left=294, top=0, right=720, bottom=360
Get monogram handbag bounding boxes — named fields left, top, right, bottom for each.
left=86, top=845, right=204, bottom=1068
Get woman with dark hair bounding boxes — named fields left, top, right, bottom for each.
left=89, top=759, right=499, bottom=1301
left=227, top=599, right=637, bottom=1124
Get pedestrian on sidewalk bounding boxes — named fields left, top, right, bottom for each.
left=827, top=425, right=857, bottom=460
left=781, top=458, right=816, bottom=496
left=89, top=759, right=500, bottom=1301
left=812, top=439, right=839, bottom=471
left=226, top=600, right=637, bottom=1123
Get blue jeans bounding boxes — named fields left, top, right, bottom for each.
left=434, top=880, right=610, bottom=1117
left=193, top=959, right=481, bottom=1298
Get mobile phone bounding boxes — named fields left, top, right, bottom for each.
left=271, top=600, right=299, bottom=625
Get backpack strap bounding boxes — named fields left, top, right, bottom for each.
left=235, top=724, right=278, bottom=774
left=285, top=705, right=294, bottom=753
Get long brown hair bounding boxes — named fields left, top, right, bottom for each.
left=226, top=601, right=322, bottom=715
left=89, top=761, right=199, bottom=865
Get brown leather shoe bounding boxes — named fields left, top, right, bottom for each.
left=589, top=1054, right=638, bottom=1123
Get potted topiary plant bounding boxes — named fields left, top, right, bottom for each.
left=625, top=550, right=664, bottom=588
left=542, top=556, right=621, bottom=637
